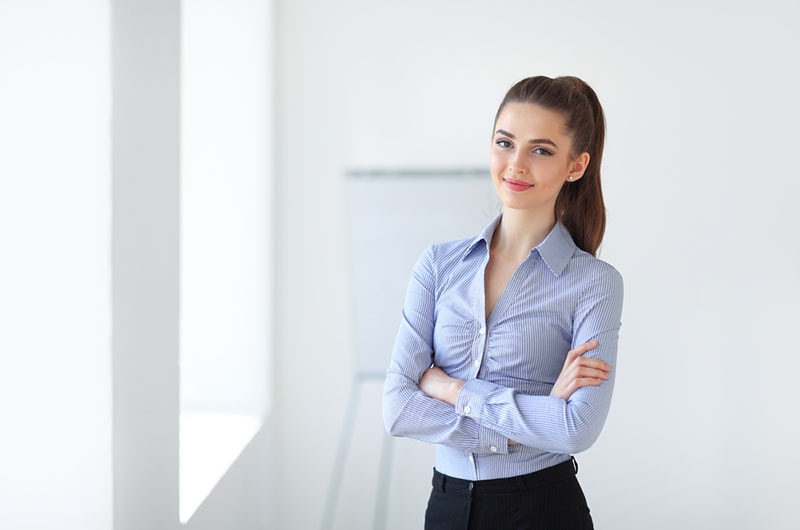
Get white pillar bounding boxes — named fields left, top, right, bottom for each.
left=112, top=0, right=181, bottom=527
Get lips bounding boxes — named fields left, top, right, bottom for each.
left=503, top=178, right=533, bottom=192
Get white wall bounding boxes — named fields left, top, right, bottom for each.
left=0, top=2, right=112, bottom=529
left=274, top=0, right=800, bottom=528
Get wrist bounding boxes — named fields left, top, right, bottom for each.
left=446, top=379, right=465, bottom=405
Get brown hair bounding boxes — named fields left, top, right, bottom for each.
left=494, top=76, right=607, bottom=256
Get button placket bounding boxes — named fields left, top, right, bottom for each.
left=473, top=321, right=487, bottom=375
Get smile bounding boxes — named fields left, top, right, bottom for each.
left=503, top=178, right=533, bottom=192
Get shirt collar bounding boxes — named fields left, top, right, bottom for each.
left=464, top=214, right=501, bottom=256
left=463, top=214, right=576, bottom=276
left=536, top=221, right=576, bottom=276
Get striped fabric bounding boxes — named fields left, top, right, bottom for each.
left=383, top=215, right=624, bottom=481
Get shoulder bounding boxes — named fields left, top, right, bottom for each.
left=418, top=236, right=479, bottom=271
left=427, top=236, right=476, bottom=259
left=409, top=236, right=483, bottom=288
left=568, top=249, right=624, bottom=294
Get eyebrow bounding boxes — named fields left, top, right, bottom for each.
left=495, top=129, right=559, bottom=148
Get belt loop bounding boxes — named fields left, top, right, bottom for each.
left=432, top=468, right=445, bottom=493
left=571, top=456, right=579, bottom=474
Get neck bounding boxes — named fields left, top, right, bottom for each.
left=492, top=207, right=556, bottom=259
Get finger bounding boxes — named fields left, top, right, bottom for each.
left=566, top=351, right=609, bottom=367
left=574, top=378, right=604, bottom=392
left=563, top=347, right=584, bottom=367
left=560, top=370, right=608, bottom=394
left=572, top=366, right=611, bottom=380
left=570, top=356, right=612, bottom=372
left=576, top=340, right=599, bottom=352
left=567, top=377, right=605, bottom=394
left=565, top=369, right=611, bottom=387
left=566, top=340, right=599, bottom=361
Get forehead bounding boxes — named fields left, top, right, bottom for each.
left=495, top=103, right=569, bottom=138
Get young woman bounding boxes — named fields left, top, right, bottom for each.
left=382, top=76, right=623, bottom=529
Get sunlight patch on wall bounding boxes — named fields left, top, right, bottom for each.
left=179, top=0, right=272, bottom=523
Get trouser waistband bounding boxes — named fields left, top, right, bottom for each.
left=432, top=457, right=578, bottom=494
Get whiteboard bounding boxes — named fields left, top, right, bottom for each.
left=345, top=169, right=498, bottom=375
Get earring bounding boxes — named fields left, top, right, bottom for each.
left=568, top=175, right=573, bottom=181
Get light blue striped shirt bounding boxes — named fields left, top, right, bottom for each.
left=383, top=215, right=624, bottom=480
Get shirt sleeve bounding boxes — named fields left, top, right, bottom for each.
left=382, top=246, right=509, bottom=454
left=454, top=265, right=624, bottom=454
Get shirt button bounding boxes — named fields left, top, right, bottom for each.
left=490, top=446, right=498, bottom=453
left=473, top=358, right=480, bottom=367
left=463, top=406, right=471, bottom=415
left=479, top=327, right=486, bottom=335
left=469, top=455, right=474, bottom=463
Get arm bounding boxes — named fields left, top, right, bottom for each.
left=420, top=340, right=609, bottom=445
left=421, top=340, right=609, bottom=404
left=382, top=246, right=510, bottom=454
left=430, top=266, right=624, bottom=454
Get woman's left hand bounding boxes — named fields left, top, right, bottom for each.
left=550, top=340, right=611, bottom=400
left=419, top=366, right=465, bottom=405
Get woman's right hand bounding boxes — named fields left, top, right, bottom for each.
left=549, top=340, right=611, bottom=400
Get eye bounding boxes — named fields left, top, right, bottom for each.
left=495, top=139, right=513, bottom=148
left=532, top=147, right=553, bottom=156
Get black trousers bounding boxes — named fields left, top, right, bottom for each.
left=424, top=458, right=594, bottom=530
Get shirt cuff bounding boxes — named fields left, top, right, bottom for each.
left=456, top=378, right=508, bottom=455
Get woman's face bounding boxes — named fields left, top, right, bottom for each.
left=490, top=102, right=587, bottom=215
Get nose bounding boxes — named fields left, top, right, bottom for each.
left=508, top=151, right=526, bottom=174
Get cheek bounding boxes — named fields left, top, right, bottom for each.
left=489, top=150, right=505, bottom=174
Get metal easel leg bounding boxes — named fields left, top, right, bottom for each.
left=372, top=432, right=394, bottom=530
left=320, top=376, right=361, bottom=530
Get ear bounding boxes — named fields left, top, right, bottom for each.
left=567, top=152, right=590, bottom=181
